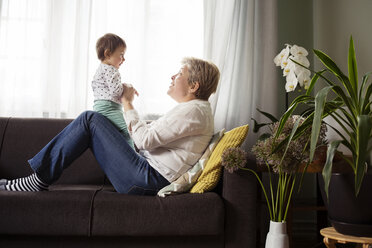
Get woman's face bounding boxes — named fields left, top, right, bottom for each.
left=167, top=66, right=193, bottom=102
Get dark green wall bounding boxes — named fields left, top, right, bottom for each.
left=277, top=0, right=314, bottom=115
left=276, top=0, right=316, bottom=224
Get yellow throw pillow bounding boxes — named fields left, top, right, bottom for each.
left=190, top=124, right=249, bottom=193
left=157, top=129, right=225, bottom=197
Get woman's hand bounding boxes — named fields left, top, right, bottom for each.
left=121, top=83, right=139, bottom=111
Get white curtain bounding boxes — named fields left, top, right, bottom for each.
left=0, top=0, right=203, bottom=118
left=0, top=0, right=280, bottom=149
left=0, top=0, right=94, bottom=118
left=204, top=0, right=278, bottom=148
left=42, top=0, right=93, bottom=118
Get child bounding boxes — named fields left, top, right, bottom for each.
left=92, top=33, right=134, bottom=149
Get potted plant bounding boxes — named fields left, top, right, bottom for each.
left=277, top=36, right=372, bottom=237
left=222, top=115, right=327, bottom=248
left=232, top=44, right=328, bottom=248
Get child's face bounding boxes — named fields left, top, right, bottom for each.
left=104, top=46, right=126, bottom=69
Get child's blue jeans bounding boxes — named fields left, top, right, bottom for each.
left=28, top=111, right=170, bottom=195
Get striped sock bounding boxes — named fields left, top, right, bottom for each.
left=3, top=173, right=49, bottom=191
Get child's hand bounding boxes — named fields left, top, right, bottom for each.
left=121, top=83, right=139, bottom=104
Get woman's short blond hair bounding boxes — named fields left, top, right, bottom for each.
left=181, top=57, right=220, bottom=100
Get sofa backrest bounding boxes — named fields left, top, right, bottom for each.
left=0, top=117, right=105, bottom=185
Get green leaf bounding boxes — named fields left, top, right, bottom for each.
left=355, top=115, right=372, bottom=195
left=251, top=109, right=279, bottom=133
left=322, top=140, right=341, bottom=201
left=256, top=109, right=279, bottom=122
left=279, top=116, right=302, bottom=165
left=314, top=49, right=345, bottom=79
left=314, top=49, right=356, bottom=100
left=251, top=118, right=272, bottom=133
left=272, top=98, right=339, bottom=155
left=283, top=176, right=296, bottom=221
left=363, top=102, right=372, bottom=115
left=348, top=36, right=358, bottom=97
left=301, top=106, right=316, bottom=116
left=275, top=95, right=312, bottom=138
left=291, top=58, right=338, bottom=89
left=271, top=120, right=312, bottom=154
left=358, top=71, right=372, bottom=113
left=362, top=77, right=372, bottom=114
left=306, top=70, right=326, bottom=96
left=326, top=110, right=354, bottom=143
left=310, top=86, right=333, bottom=162
left=244, top=168, right=273, bottom=220
left=331, top=85, right=358, bottom=122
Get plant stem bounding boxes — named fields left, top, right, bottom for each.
left=284, top=175, right=296, bottom=221
left=243, top=167, right=273, bottom=220
left=278, top=173, right=284, bottom=221
left=266, top=162, right=276, bottom=220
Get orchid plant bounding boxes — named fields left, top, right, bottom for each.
left=251, top=45, right=312, bottom=141
left=274, top=44, right=311, bottom=92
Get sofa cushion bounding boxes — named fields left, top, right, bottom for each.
left=0, top=186, right=100, bottom=236
left=91, top=191, right=224, bottom=236
left=0, top=117, right=105, bottom=185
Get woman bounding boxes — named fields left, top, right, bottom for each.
left=0, top=57, right=220, bottom=195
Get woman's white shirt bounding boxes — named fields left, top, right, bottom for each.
left=124, top=99, right=214, bottom=182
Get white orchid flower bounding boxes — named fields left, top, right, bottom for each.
left=294, top=64, right=311, bottom=77
left=297, top=70, right=311, bottom=87
left=283, top=60, right=295, bottom=77
left=290, top=45, right=308, bottom=57
left=285, top=72, right=298, bottom=92
left=281, top=58, right=289, bottom=70
left=275, top=43, right=311, bottom=92
left=289, top=55, right=310, bottom=68
left=274, top=45, right=290, bottom=67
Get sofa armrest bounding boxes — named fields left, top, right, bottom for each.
left=222, top=155, right=257, bottom=248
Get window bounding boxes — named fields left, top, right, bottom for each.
left=0, top=0, right=203, bottom=117
left=0, top=0, right=48, bottom=116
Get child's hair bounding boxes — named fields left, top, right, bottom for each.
left=96, top=33, right=126, bottom=61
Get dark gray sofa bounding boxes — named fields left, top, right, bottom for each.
left=0, top=117, right=257, bottom=248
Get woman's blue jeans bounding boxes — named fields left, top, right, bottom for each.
left=28, top=111, right=170, bottom=195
